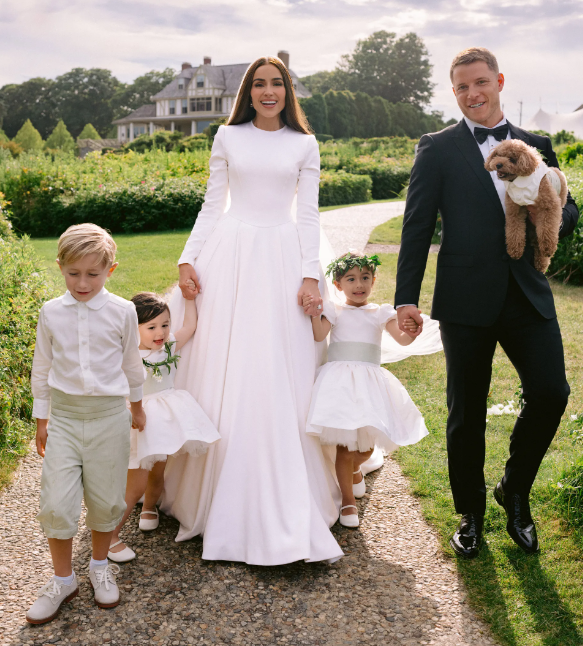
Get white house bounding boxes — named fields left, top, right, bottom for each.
left=113, top=51, right=311, bottom=143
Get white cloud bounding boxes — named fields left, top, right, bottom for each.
left=0, top=0, right=582, bottom=125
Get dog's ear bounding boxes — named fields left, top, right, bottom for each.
left=515, top=145, right=541, bottom=176
left=484, top=149, right=497, bottom=171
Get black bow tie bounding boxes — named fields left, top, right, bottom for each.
left=474, top=124, right=509, bottom=145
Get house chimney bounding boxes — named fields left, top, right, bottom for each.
left=203, top=56, right=212, bottom=65
left=278, top=50, right=290, bottom=69
left=182, top=62, right=192, bottom=71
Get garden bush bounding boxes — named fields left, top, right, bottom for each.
left=0, top=194, right=56, bottom=475
left=554, top=456, right=583, bottom=531
left=319, top=171, right=372, bottom=206
left=343, top=156, right=412, bottom=199
left=548, top=167, right=583, bottom=284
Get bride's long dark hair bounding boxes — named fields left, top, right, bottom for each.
left=228, top=56, right=312, bottom=134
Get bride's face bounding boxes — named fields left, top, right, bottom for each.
left=250, top=64, right=286, bottom=121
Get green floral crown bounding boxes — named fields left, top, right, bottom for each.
left=325, top=253, right=382, bottom=280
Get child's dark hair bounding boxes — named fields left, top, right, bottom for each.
left=131, top=292, right=170, bottom=325
left=325, top=252, right=382, bottom=281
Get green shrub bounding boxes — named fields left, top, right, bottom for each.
left=0, top=129, right=8, bottom=143
left=554, top=457, right=583, bottom=531
left=343, top=156, right=412, bottom=199
left=560, top=142, right=583, bottom=165
left=77, top=123, right=101, bottom=140
left=315, top=133, right=333, bottom=143
left=45, top=120, right=76, bottom=153
left=319, top=171, right=372, bottom=206
left=0, top=141, right=23, bottom=158
left=548, top=168, right=583, bottom=283
left=13, top=119, right=44, bottom=152
left=125, top=130, right=185, bottom=153
left=176, top=134, right=209, bottom=151
left=7, top=175, right=208, bottom=237
left=0, top=194, right=56, bottom=470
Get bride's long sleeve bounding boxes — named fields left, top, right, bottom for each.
left=296, top=135, right=321, bottom=280
left=178, top=125, right=229, bottom=267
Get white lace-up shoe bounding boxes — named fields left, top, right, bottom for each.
left=353, top=469, right=366, bottom=498
left=89, top=562, right=120, bottom=608
left=26, top=574, right=79, bottom=624
left=139, top=507, right=159, bottom=531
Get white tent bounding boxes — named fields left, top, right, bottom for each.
left=524, top=108, right=583, bottom=139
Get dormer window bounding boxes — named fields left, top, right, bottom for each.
left=178, top=81, right=184, bottom=90
left=197, top=75, right=204, bottom=88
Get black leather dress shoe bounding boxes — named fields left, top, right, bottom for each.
left=449, top=513, right=484, bottom=559
left=494, top=481, right=539, bottom=554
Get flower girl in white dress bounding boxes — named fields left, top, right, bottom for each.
left=108, top=293, right=220, bottom=562
left=304, top=253, right=428, bottom=528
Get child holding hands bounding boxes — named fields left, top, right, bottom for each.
left=304, top=252, right=428, bottom=528
left=27, top=224, right=146, bottom=624
left=108, top=292, right=219, bottom=562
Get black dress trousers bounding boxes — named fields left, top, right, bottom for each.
left=439, top=272, right=570, bottom=515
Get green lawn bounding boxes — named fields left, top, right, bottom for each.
left=374, top=254, right=583, bottom=646
left=31, top=230, right=192, bottom=299
left=369, top=215, right=441, bottom=245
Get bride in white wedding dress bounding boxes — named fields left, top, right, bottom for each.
left=160, top=56, right=343, bottom=565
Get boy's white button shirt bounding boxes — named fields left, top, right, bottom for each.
left=31, top=288, right=145, bottom=419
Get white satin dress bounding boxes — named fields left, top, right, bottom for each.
left=161, top=122, right=343, bottom=565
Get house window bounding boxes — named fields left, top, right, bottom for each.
left=178, top=81, right=184, bottom=90
left=182, top=99, right=188, bottom=114
left=169, top=100, right=176, bottom=115
left=134, top=125, right=147, bottom=136
left=190, top=97, right=212, bottom=112
left=197, top=75, right=204, bottom=88
left=215, top=97, right=222, bottom=112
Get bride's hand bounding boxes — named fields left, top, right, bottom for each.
left=298, top=278, right=322, bottom=316
left=178, top=263, right=201, bottom=300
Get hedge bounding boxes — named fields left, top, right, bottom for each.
left=0, top=195, right=56, bottom=474
left=343, top=157, right=411, bottom=199
left=5, top=172, right=208, bottom=237
left=319, top=171, right=372, bottom=207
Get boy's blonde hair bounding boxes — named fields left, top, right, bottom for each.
left=57, top=223, right=117, bottom=267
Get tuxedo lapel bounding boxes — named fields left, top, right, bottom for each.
left=452, top=120, right=504, bottom=215
left=508, top=121, right=531, bottom=144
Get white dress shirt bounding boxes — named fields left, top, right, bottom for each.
left=31, top=288, right=145, bottom=418
left=463, top=115, right=510, bottom=214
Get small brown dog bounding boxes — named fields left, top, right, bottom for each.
left=484, top=139, right=567, bottom=272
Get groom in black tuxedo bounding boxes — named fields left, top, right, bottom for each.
left=394, top=47, right=579, bottom=558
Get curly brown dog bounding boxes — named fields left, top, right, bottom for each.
left=484, top=139, right=567, bottom=272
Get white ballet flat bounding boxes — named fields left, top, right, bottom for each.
left=139, top=508, right=159, bottom=531
left=107, top=540, right=136, bottom=563
left=339, top=505, right=359, bottom=528
left=353, top=469, right=366, bottom=499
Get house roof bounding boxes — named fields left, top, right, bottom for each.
left=151, top=62, right=310, bottom=99
left=112, top=104, right=156, bottom=124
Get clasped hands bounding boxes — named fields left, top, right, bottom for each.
left=397, top=305, right=424, bottom=338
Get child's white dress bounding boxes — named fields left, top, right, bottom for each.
left=306, top=302, right=428, bottom=452
left=130, top=333, right=220, bottom=470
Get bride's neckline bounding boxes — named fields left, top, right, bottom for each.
left=250, top=120, right=286, bottom=133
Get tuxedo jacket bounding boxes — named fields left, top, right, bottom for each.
left=394, top=120, right=580, bottom=326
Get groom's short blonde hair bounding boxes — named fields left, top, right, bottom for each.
left=57, top=223, right=117, bottom=267
left=450, top=47, right=499, bottom=81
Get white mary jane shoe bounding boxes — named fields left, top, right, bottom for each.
left=339, top=505, right=359, bottom=528
left=353, top=469, right=366, bottom=498
left=107, top=540, right=136, bottom=563
left=139, top=507, right=159, bottom=531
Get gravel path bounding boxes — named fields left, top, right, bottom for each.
left=1, top=451, right=496, bottom=646
left=319, top=202, right=406, bottom=254
left=0, top=202, right=497, bottom=646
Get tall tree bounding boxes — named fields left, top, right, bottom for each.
left=338, top=31, right=434, bottom=107
left=51, top=68, right=121, bottom=138
left=325, top=90, right=356, bottom=139
left=371, top=96, right=392, bottom=137
left=45, top=119, right=76, bottom=152
left=0, top=78, right=57, bottom=138
left=110, top=68, right=175, bottom=119
left=353, top=92, right=376, bottom=138
left=299, top=70, right=349, bottom=96
left=13, top=119, right=43, bottom=151
left=299, top=94, right=329, bottom=134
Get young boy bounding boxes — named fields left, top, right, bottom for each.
left=26, top=223, right=146, bottom=624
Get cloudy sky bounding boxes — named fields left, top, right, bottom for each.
left=1, top=0, right=582, bottom=124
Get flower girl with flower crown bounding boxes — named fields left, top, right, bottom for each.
left=108, top=293, right=220, bottom=562
left=303, top=252, right=428, bottom=528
